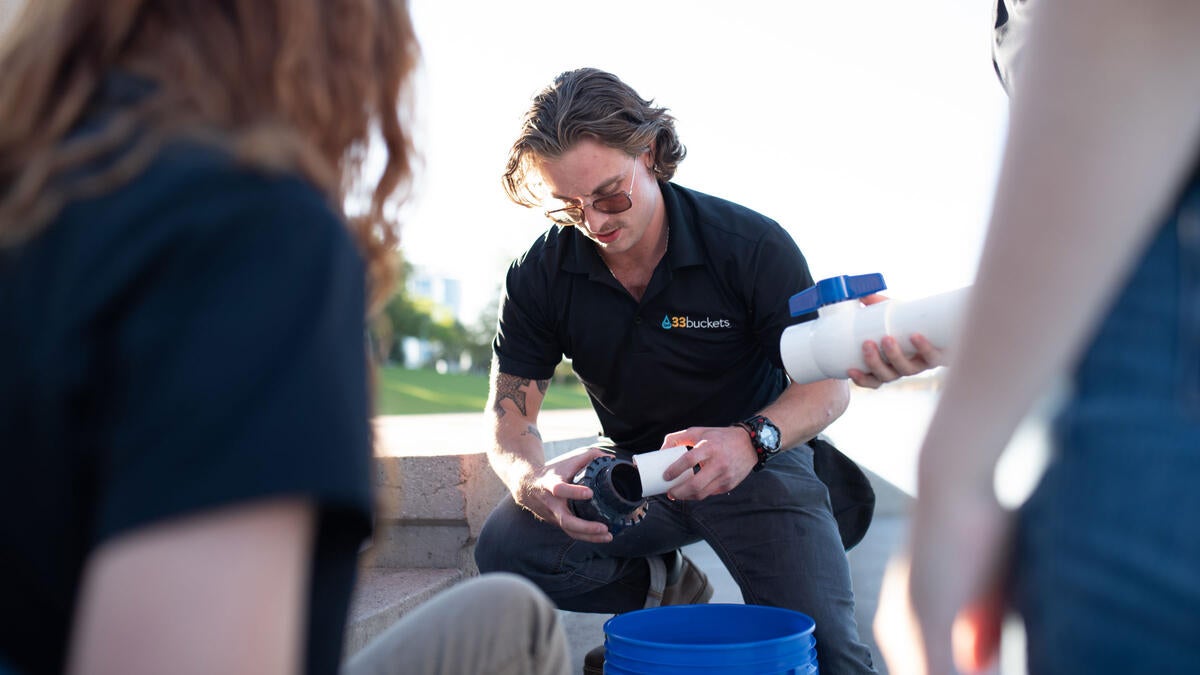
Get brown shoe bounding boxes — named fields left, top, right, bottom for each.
left=582, top=644, right=605, bottom=675
left=654, top=550, right=715, bottom=607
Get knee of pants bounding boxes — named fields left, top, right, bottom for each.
left=474, top=501, right=526, bottom=574
left=473, top=520, right=507, bottom=574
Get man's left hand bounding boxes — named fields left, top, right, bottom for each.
left=848, top=294, right=946, bottom=388
left=849, top=333, right=944, bottom=389
left=657, top=426, right=759, bottom=500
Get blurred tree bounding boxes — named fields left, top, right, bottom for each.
left=369, top=261, right=475, bottom=367
left=464, top=286, right=500, bottom=373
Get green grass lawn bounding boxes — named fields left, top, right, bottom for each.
left=375, top=366, right=592, bottom=415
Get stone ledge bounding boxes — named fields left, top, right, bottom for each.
left=367, top=421, right=599, bottom=573
left=370, top=451, right=504, bottom=558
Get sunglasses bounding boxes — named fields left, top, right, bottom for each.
left=544, top=159, right=637, bottom=226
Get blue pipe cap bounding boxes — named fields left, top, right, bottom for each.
left=788, top=273, right=887, bottom=317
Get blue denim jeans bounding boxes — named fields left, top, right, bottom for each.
left=476, top=444, right=876, bottom=674
left=1012, top=175, right=1200, bottom=673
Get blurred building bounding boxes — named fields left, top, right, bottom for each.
left=407, top=267, right=462, bottom=321
left=403, top=266, right=468, bottom=371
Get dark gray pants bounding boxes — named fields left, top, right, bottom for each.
left=476, top=446, right=876, bottom=675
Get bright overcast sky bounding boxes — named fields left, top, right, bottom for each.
left=398, top=0, right=1010, bottom=322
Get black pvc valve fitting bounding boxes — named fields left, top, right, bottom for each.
left=568, top=454, right=648, bottom=535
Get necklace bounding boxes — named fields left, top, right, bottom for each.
left=602, top=222, right=668, bottom=302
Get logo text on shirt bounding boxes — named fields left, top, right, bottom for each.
left=661, top=314, right=732, bottom=330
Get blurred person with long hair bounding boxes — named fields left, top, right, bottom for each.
left=875, top=1, right=1200, bottom=673
left=0, top=2, right=568, bottom=674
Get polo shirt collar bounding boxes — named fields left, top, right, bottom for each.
left=659, top=181, right=706, bottom=270
left=560, top=180, right=706, bottom=277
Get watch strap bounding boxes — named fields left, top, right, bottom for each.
left=735, top=415, right=780, bottom=472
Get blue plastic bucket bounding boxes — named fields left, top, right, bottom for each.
left=603, top=604, right=818, bottom=674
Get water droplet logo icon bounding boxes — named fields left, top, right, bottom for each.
left=661, top=315, right=672, bottom=329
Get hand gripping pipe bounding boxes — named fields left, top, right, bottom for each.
left=569, top=274, right=967, bottom=532
left=780, top=273, right=971, bottom=385
left=569, top=446, right=694, bottom=534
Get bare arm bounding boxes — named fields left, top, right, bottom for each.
left=662, top=377, right=849, bottom=500
left=761, top=377, right=850, bottom=451
left=921, top=0, right=1200, bottom=502
left=485, top=357, right=610, bottom=543
left=485, top=358, right=553, bottom=495
left=67, top=499, right=314, bottom=675
left=880, top=1, right=1200, bottom=672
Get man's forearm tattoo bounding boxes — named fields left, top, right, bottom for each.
left=494, top=375, right=528, bottom=416
left=523, top=424, right=542, bottom=441
left=493, top=375, right=550, bottom=418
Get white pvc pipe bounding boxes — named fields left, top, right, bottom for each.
left=780, top=286, right=971, bottom=385
left=633, top=445, right=693, bottom=496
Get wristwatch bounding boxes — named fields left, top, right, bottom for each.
left=735, top=414, right=782, bottom=471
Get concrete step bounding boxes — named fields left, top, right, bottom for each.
left=370, top=419, right=599, bottom=574
left=343, top=566, right=465, bottom=657
left=345, top=415, right=603, bottom=659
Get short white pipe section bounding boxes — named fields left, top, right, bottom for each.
left=633, top=445, right=693, bottom=496
left=780, top=286, right=971, bottom=385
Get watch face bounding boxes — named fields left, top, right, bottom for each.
left=758, top=421, right=781, bottom=452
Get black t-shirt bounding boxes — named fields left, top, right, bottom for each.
left=495, top=181, right=817, bottom=451
left=0, top=99, right=373, bottom=673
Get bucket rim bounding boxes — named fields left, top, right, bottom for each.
left=603, top=603, right=816, bottom=652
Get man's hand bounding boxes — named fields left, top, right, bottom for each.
left=658, top=426, right=758, bottom=500
left=848, top=294, right=945, bottom=389
left=513, top=445, right=613, bottom=543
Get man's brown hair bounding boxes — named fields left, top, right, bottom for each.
left=502, top=68, right=686, bottom=209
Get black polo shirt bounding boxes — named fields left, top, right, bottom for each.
left=495, top=181, right=818, bottom=452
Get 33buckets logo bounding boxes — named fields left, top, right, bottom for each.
left=661, top=314, right=732, bottom=330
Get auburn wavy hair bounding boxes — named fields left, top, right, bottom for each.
left=0, top=0, right=419, bottom=312
left=502, top=67, right=687, bottom=210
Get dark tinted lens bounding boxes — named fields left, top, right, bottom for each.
left=591, top=192, right=632, bottom=214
